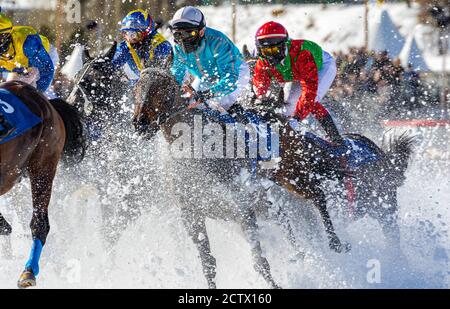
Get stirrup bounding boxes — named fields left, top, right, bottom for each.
left=0, top=127, right=16, bottom=141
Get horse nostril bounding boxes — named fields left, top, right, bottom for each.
left=133, top=115, right=154, bottom=137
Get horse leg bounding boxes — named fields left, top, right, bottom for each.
left=312, top=190, right=351, bottom=253
left=378, top=191, right=401, bottom=252
left=17, top=165, right=56, bottom=288
left=274, top=207, right=305, bottom=261
left=0, top=213, right=12, bottom=236
left=240, top=209, right=281, bottom=289
left=181, top=209, right=217, bottom=289
left=0, top=213, right=13, bottom=259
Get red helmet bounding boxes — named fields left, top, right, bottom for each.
left=255, top=21, right=289, bottom=47
left=255, top=22, right=289, bottom=65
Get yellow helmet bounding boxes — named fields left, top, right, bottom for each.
left=0, top=13, right=13, bottom=33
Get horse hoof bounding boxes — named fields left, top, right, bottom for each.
left=17, top=270, right=36, bottom=289
left=288, top=251, right=306, bottom=263
left=330, top=240, right=351, bottom=253
left=272, top=282, right=282, bottom=289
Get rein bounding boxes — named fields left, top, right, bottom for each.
left=67, top=60, right=95, bottom=115
left=153, top=101, right=190, bottom=127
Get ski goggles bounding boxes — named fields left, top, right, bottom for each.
left=259, top=45, right=282, bottom=57
left=122, top=30, right=145, bottom=42
left=173, top=29, right=199, bottom=43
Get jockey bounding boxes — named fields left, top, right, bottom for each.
left=0, top=13, right=55, bottom=138
left=112, top=9, right=173, bottom=81
left=169, top=6, right=250, bottom=119
left=252, top=21, right=345, bottom=147
left=0, top=13, right=55, bottom=92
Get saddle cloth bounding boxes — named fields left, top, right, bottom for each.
left=304, top=132, right=380, bottom=170
left=0, top=88, right=43, bottom=145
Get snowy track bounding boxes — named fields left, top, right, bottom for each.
left=1, top=122, right=449, bottom=289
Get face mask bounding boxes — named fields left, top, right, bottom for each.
left=173, top=29, right=202, bottom=54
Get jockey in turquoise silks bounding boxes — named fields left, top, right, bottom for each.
left=0, top=13, right=55, bottom=138
left=112, top=9, right=173, bottom=82
left=169, top=6, right=250, bottom=120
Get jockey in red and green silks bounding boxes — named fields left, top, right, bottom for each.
left=252, top=21, right=345, bottom=147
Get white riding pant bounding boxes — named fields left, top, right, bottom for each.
left=192, top=62, right=251, bottom=113
left=283, top=50, right=337, bottom=117
left=6, top=69, right=40, bottom=88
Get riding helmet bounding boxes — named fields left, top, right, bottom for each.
left=169, top=6, right=206, bottom=54
left=255, top=21, right=289, bottom=65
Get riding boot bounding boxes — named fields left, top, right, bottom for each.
left=0, top=114, right=15, bottom=139
left=316, top=113, right=346, bottom=148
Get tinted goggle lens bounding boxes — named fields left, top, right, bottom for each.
left=260, top=45, right=281, bottom=56
left=123, top=30, right=143, bottom=41
left=173, top=30, right=198, bottom=42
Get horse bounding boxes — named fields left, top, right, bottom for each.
left=132, top=67, right=357, bottom=288
left=241, top=46, right=415, bottom=250
left=67, top=45, right=309, bottom=288
left=67, top=42, right=130, bottom=138
left=0, top=81, right=86, bottom=288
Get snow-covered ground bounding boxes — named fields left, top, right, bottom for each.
left=0, top=117, right=449, bottom=289
left=1, top=3, right=449, bottom=289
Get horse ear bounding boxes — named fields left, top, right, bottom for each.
left=104, top=41, right=117, bottom=61
left=154, top=19, right=164, bottom=31
left=242, top=44, right=255, bottom=62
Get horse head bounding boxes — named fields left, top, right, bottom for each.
left=70, top=41, right=123, bottom=116
left=133, top=68, right=180, bottom=139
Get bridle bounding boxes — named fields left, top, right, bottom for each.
left=139, top=95, right=188, bottom=128
left=67, top=60, right=96, bottom=115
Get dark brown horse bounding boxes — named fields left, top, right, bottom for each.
left=132, top=68, right=352, bottom=288
left=0, top=81, right=86, bottom=288
left=242, top=46, right=415, bottom=250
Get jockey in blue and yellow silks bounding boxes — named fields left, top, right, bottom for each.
left=0, top=13, right=54, bottom=93
left=112, top=9, right=173, bottom=81
left=0, top=13, right=55, bottom=138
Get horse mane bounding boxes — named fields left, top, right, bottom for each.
left=137, top=68, right=181, bottom=109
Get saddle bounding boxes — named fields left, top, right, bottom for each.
left=303, top=131, right=380, bottom=170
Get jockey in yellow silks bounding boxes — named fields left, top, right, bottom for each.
left=0, top=13, right=55, bottom=92
left=0, top=13, right=55, bottom=138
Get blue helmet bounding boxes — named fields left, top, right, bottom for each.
left=120, top=9, right=154, bottom=33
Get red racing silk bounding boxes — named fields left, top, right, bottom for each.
left=253, top=39, right=329, bottom=120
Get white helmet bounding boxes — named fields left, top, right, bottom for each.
left=169, top=6, right=205, bottom=30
